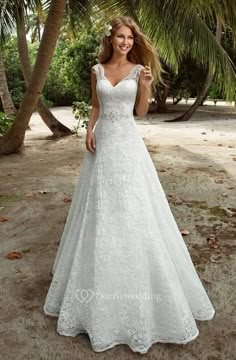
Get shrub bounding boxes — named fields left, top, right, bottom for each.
left=72, top=101, right=91, bottom=136
left=0, top=112, right=15, bottom=136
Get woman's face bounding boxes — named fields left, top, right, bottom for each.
left=111, top=25, right=134, bottom=56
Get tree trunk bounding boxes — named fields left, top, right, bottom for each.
left=16, top=11, right=72, bottom=137
left=0, top=0, right=67, bottom=155
left=164, top=17, right=222, bottom=122
left=0, top=51, right=17, bottom=116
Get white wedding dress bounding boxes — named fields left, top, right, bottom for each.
left=43, top=63, right=215, bottom=354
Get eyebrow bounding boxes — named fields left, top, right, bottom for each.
left=117, top=33, right=134, bottom=36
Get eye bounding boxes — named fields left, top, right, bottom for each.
left=117, top=34, right=134, bottom=39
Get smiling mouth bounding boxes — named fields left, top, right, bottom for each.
left=119, top=46, right=129, bottom=50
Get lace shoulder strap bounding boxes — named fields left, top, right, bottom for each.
left=91, top=64, right=102, bottom=80
left=134, top=64, right=145, bottom=82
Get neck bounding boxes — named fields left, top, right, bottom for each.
left=108, top=53, right=129, bottom=66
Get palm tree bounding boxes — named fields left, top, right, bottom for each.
left=165, top=16, right=222, bottom=122
left=0, top=0, right=67, bottom=154
left=0, top=50, right=16, bottom=116
left=26, top=2, right=46, bottom=42
left=16, top=5, right=72, bottom=136
left=0, top=0, right=72, bottom=136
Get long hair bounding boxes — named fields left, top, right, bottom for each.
left=98, top=16, right=164, bottom=90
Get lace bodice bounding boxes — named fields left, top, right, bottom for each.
left=91, top=63, right=144, bottom=120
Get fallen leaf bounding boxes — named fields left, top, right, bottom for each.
left=233, top=158, right=236, bottom=161
left=206, top=234, right=220, bottom=249
left=202, top=277, right=212, bottom=284
left=210, top=254, right=223, bottom=263
left=209, top=257, right=218, bottom=263
left=0, top=207, right=5, bottom=211
left=226, top=186, right=234, bottom=190
left=228, top=145, right=234, bottom=148
left=174, top=197, right=183, bottom=205
left=180, top=229, right=190, bottom=235
left=63, top=198, right=72, bottom=203
left=159, top=168, right=166, bottom=172
left=7, top=252, right=22, bottom=260
left=39, top=191, right=47, bottom=194
left=223, top=207, right=235, bottom=217
left=26, top=192, right=36, bottom=197
left=201, top=132, right=206, bottom=135
left=215, top=179, right=224, bottom=184
left=217, top=144, right=223, bottom=146
left=185, top=202, right=193, bottom=207
left=0, top=216, right=8, bottom=222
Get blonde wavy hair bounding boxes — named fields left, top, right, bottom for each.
left=98, top=16, right=164, bottom=91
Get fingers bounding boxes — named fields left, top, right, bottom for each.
left=144, top=62, right=151, bottom=71
left=144, top=67, right=151, bottom=74
left=91, top=137, right=96, bottom=153
left=142, top=67, right=152, bottom=79
left=86, top=135, right=96, bottom=154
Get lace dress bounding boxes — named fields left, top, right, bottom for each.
left=43, top=63, right=215, bottom=354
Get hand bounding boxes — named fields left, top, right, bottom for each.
left=139, top=64, right=154, bottom=88
left=86, top=129, right=96, bottom=154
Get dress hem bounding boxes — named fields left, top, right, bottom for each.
left=43, top=307, right=215, bottom=354
left=56, top=328, right=200, bottom=354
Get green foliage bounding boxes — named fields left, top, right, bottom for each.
left=1, top=38, right=25, bottom=109
left=1, top=24, right=101, bottom=110
left=0, top=112, right=15, bottom=136
left=43, top=26, right=100, bottom=106
left=169, top=56, right=208, bottom=102
left=208, top=82, right=223, bottom=104
left=72, top=101, right=91, bottom=136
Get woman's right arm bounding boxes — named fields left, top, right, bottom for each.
left=86, top=68, right=100, bottom=154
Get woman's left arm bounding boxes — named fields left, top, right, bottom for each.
left=135, top=65, right=154, bottom=118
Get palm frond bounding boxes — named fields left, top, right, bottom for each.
left=138, top=0, right=236, bottom=98
left=0, top=0, right=42, bottom=42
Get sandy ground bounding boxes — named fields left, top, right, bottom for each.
left=0, top=103, right=236, bottom=360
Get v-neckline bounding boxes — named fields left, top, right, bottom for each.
left=99, top=63, right=138, bottom=88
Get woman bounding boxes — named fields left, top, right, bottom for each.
left=44, top=16, right=215, bottom=354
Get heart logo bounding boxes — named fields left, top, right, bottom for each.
left=75, top=289, right=95, bottom=303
